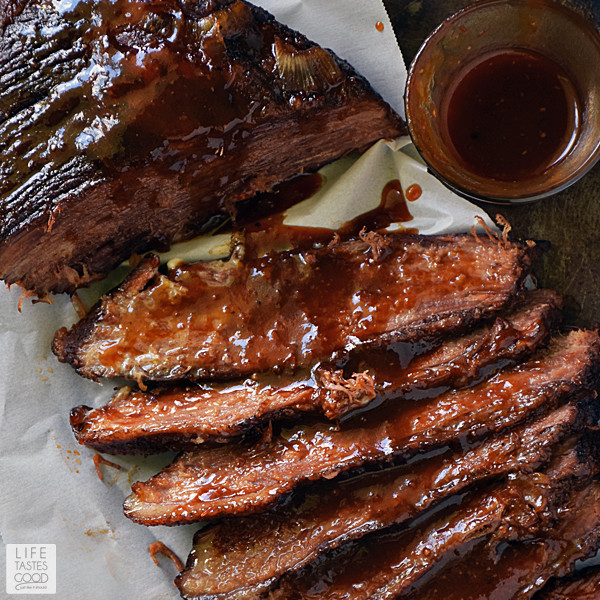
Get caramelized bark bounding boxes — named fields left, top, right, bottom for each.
left=176, top=401, right=589, bottom=600
left=0, top=0, right=405, bottom=295
left=70, top=289, right=562, bottom=454
left=53, top=233, right=537, bottom=381
left=123, top=330, right=600, bottom=525
left=267, top=439, right=600, bottom=600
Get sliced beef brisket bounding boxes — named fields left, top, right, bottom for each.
left=123, top=329, right=600, bottom=525
left=53, top=233, right=537, bottom=381
left=70, top=289, right=562, bottom=454
left=536, top=566, right=600, bottom=600
left=402, top=480, right=600, bottom=600
left=265, top=437, right=600, bottom=600
left=176, top=401, right=591, bottom=600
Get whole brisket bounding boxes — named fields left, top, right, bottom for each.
left=53, top=233, right=537, bottom=381
left=70, top=289, right=562, bottom=454
left=123, top=329, right=600, bottom=525
left=0, top=0, right=404, bottom=296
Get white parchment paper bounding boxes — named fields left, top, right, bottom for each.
left=0, top=1, right=494, bottom=598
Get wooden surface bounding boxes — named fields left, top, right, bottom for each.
left=384, top=0, right=600, bottom=327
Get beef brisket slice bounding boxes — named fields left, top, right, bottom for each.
left=53, top=233, right=537, bottom=381
left=69, top=289, right=562, bottom=454
left=123, top=329, right=600, bottom=525
left=0, top=0, right=405, bottom=296
left=176, top=401, right=589, bottom=600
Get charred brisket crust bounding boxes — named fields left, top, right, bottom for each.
left=52, top=254, right=160, bottom=372
left=0, top=0, right=405, bottom=294
left=0, top=0, right=28, bottom=30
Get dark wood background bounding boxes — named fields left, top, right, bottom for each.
left=383, top=0, right=600, bottom=327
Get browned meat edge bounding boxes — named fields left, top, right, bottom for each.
left=123, top=329, right=600, bottom=526
left=70, top=288, right=562, bottom=455
left=0, top=0, right=27, bottom=28
left=0, top=0, right=404, bottom=296
left=53, top=233, right=538, bottom=381
left=175, top=400, right=593, bottom=600
left=265, top=436, right=600, bottom=600
left=536, top=566, right=600, bottom=599
left=401, top=479, right=600, bottom=599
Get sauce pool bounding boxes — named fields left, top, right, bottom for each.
left=442, top=49, right=580, bottom=181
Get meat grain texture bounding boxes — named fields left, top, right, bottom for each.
left=0, top=0, right=404, bottom=295
left=53, top=233, right=538, bottom=381
left=69, top=289, right=562, bottom=454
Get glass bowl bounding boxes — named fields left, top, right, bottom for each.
left=405, top=0, right=600, bottom=204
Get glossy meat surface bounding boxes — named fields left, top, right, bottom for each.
left=53, top=233, right=536, bottom=381
left=267, top=439, right=600, bottom=600
left=0, top=0, right=404, bottom=295
left=537, top=567, right=600, bottom=600
left=404, top=480, right=600, bottom=600
left=176, top=401, right=587, bottom=600
left=123, top=330, right=600, bottom=525
left=70, top=289, right=562, bottom=454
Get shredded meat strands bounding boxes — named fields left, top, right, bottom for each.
left=359, top=227, right=392, bottom=260
left=93, top=453, right=122, bottom=482
left=149, top=541, right=184, bottom=573
left=17, top=289, right=52, bottom=311
left=471, top=214, right=515, bottom=249
left=316, top=369, right=376, bottom=419
left=70, top=293, right=88, bottom=319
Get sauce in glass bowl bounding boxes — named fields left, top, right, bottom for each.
left=443, top=49, right=580, bottom=182
left=405, top=0, right=600, bottom=204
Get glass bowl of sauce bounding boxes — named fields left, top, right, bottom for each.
left=405, top=0, right=600, bottom=204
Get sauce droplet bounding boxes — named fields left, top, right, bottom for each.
left=375, top=21, right=384, bottom=32
left=405, top=184, right=422, bottom=202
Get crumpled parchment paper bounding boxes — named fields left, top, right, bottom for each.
left=0, top=1, right=495, bottom=598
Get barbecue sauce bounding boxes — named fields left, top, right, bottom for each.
left=339, top=179, right=417, bottom=236
left=69, top=235, right=529, bottom=381
left=443, top=49, right=580, bottom=181
left=404, top=538, right=551, bottom=599
left=220, top=175, right=418, bottom=261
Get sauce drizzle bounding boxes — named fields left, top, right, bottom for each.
left=340, top=179, right=416, bottom=235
